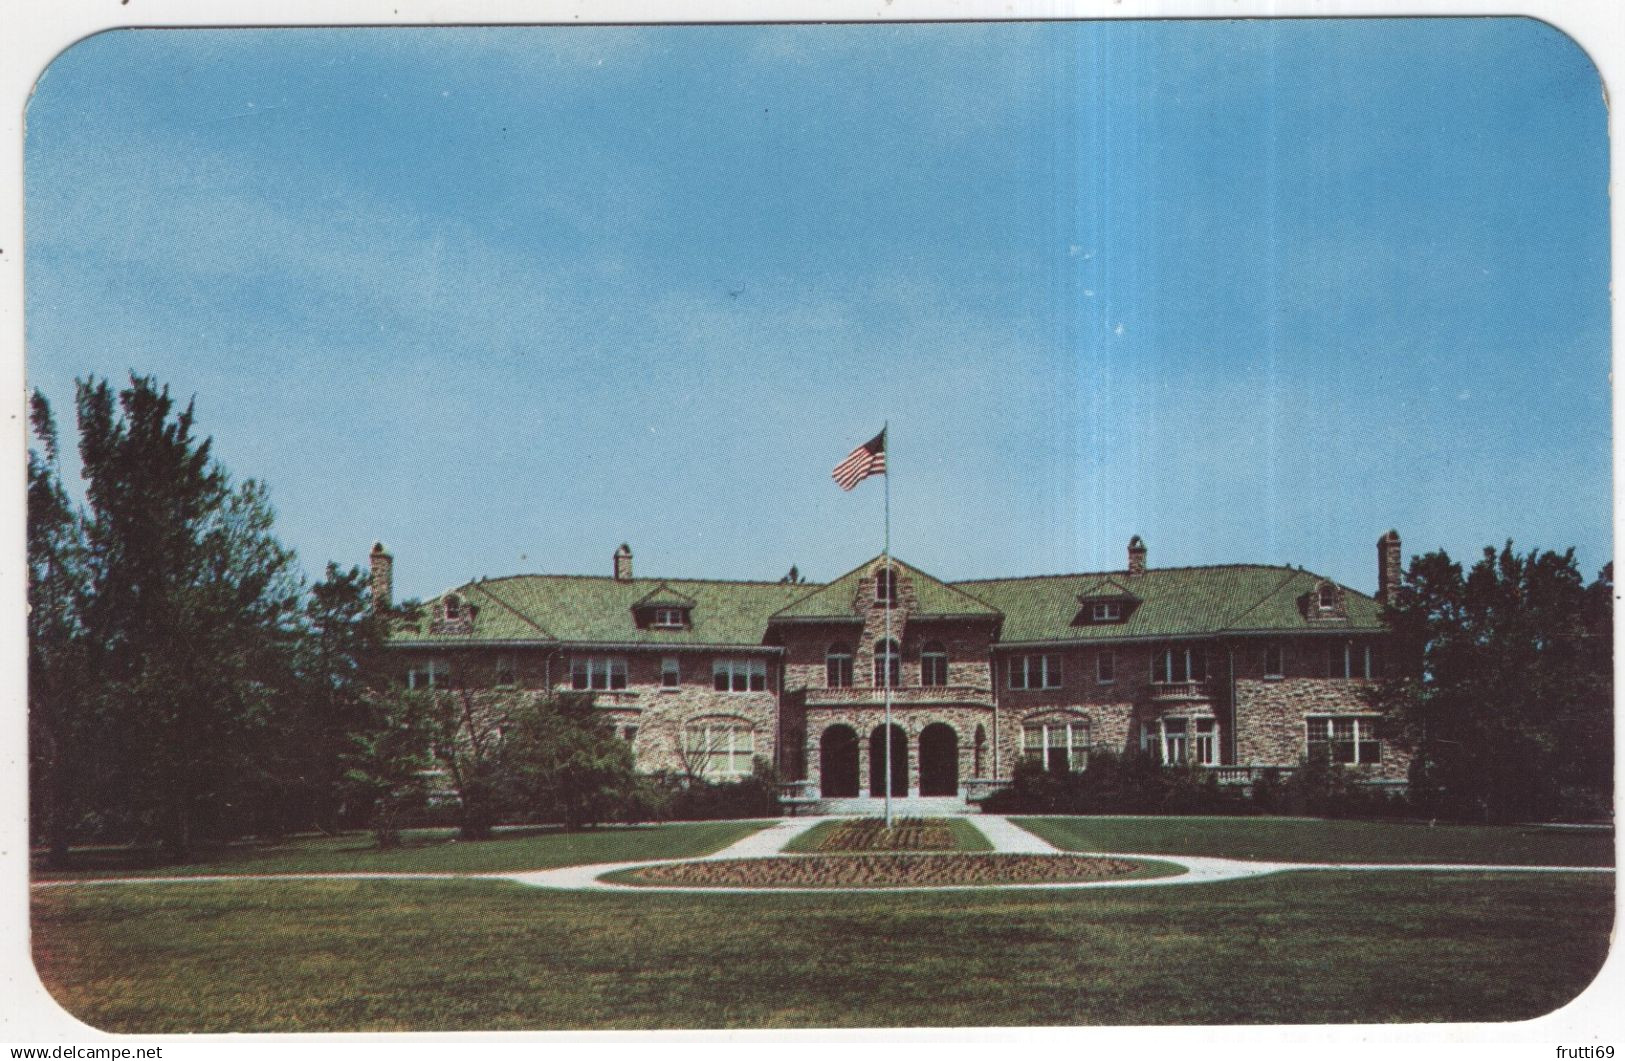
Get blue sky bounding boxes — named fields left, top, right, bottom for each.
left=24, top=19, right=1611, bottom=601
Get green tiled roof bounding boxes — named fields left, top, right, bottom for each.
left=771, top=556, right=1002, bottom=621
left=632, top=583, right=698, bottom=609
left=957, top=565, right=1384, bottom=643
left=1073, top=576, right=1140, bottom=601
left=390, top=560, right=1383, bottom=647
left=392, top=575, right=810, bottom=645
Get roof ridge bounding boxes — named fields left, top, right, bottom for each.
left=465, top=580, right=556, bottom=639
left=952, top=562, right=1297, bottom=585
left=472, top=572, right=824, bottom=588
left=1215, top=568, right=1304, bottom=631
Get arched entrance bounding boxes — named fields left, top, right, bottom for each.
left=919, top=723, right=959, bottom=796
left=820, top=725, right=859, bottom=798
left=869, top=724, right=907, bottom=797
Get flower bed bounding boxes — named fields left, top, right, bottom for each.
left=613, top=853, right=1153, bottom=888
left=815, top=817, right=957, bottom=852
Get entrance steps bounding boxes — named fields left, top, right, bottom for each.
left=788, top=795, right=977, bottom=817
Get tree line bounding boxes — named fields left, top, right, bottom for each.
left=27, top=375, right=1613, bottom=866
left=26, top=375, right=677, bottom=867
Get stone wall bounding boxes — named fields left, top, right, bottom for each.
left=1234, top=677, right=1409, bottom=781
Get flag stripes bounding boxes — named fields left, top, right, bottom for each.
left=832, top=430, right=886, bottom=490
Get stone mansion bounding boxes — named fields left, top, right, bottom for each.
left=376, top=533, right=1407, bottom=810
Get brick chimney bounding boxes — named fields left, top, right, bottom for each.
left=1127, top=535, right=1147, bottom=577
left=369, top=542, right=393, bottom=611
left=614, top=543, right=634, bottom=581
left=1377, top=530, right=1402, bottom=604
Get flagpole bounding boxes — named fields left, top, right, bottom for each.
left=883, top=422, right=892, bottom=829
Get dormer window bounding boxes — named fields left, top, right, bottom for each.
left=1092, top=601, right=1122, bottom=622
left=1317, top=584, right=1339, bottom=611
left=443, top=594, right=461, bottom=621
left=652, top=607, right=688, bottom=628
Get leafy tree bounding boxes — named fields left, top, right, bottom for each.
left=425, top=686, right=511, bottom=840
left=344, top=688, right=437, bottom=848
left=498, top=693, right=638, bottom=829
left=68, top=375, right=304, bottom=858
left=1372, top=543, right=1612, bottom=822
left=27, top=392, right=89, bottom=867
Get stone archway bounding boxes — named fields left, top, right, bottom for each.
left=869, top=724, right=907, bottom=798
left=820, top=725, right=859, bottom=798
left=919, top=722, right=959, bottom=796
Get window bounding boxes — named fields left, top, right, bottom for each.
left=1193, top=718, right=1218, bottom=765
left=1023, top=721, right=1090, bottom=772
left=621, top=725, right=639, bottom=744
left=407, top=658, right=450, bottom=690
left=494, top=654, right=516, bottom=687
left=921, top=642, right=948, bottom=687
left=660, top=657, right=680, bottom=689
left=873, top=638, right=901, bottom=688
left=1091, top=601, right=1122, bottom=622
left=875, top=566, right=897, bottom=605
left=1151, top=644, right=1207, bottom=684
left=443, top=594, right=461, bottom=620
left=1318, top=583, right=1339, bottom=611
left=1163, top=718, right=1189, bottom=763
left=713, top=658, right=767, bottom=692
left=1009, top=654, right=1062, bottom=690
left=1307, top=716, right=1382, bottom=764
left=1097, top=650, right=1116, bottom=684
left=1142, top=717, right=1219, bottom=765
left=825, top=643, right=853, bottom=688
left=651, top=606, right=687, bottom=628
left=1264, top=643, right=1284, bottom=678
left=571, top=657, right=628, bottom=691
left=1327, top=641, right=1378, bottom=679
left=684, top=723, right=755, bottom=778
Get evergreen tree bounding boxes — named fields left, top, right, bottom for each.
left=71, top=375, right=303, bottom=858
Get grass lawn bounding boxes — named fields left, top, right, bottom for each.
left=782, top=817, right=993, bottom=853
left=1016, top=816, right=1615, bottom=866
left=31, top=821, right=770, bottom=880
left=31, top=871, right=1613, bottom=1031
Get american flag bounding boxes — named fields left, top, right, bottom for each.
left=832, top=430, right=886, bottom=490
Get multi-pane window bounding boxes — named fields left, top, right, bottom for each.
left=1264, top=643, right=1284, bottom=678
left=1151, top=644, right=1207, bottom=684
left=1193, top=718, right=1218, bottom=765
left=873, top=639, right=901, bottom=688
left=713, top=658, right=768, bottom=692
left=826, top=643, right=853, bottom=688
left=572, top=657, right=628, bottom=691
left=651, top=607, right=687, bottom=628
left=1091, top=601, right=1122, bottom=621
left=874, top=567, right=897, bottom=605
left=443, top=595, right=462, bottom=620
left=494, top=654, right=516, bottom=687
left=921, top=642, right=948, bottom=687
left=1022, top=721, right=1090, bottom=772
left=1097, top=650, right=1116, bottom=684
left=684, top=723, right=755, bottom=778
left=1141, top=717, right=1219, bottom=765
left=1327, top=641, right=1378, bottom=679
left=1307, top=716, right=1382, bottom=764
left=1008, top=654, right=1062, bottom=690
left=660, top=657, right=681, bottom=688
left=1318, top=584, right=1340, bottom=611
left=407, top=658, right=450, bottom=690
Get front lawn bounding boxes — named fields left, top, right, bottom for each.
left=32, top=821, right=770, bottom=880
left=1015, top=816, right=1615, bottom=866
left=31, top=871, right=1613, bottom=1031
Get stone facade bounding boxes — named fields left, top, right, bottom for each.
left=385, top=534, right=1410, bottom=798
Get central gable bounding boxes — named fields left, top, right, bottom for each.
left=771, top=555, right=1003, bottom=622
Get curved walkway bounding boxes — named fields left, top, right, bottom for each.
left=33, top=815, right=1614, bottom=894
